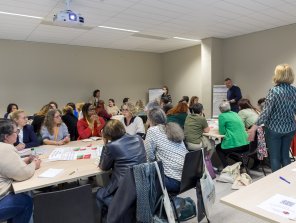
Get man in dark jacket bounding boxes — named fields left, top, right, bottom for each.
left=225, top=78, right=242, bottom=112
left=96, top=120, right=146, bottom=219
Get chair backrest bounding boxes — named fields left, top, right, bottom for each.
left=179, top=150, right=204, bottom=194
left=107, top=161, right=164, bottom=223
left=33, top=184, right=94, bottom=223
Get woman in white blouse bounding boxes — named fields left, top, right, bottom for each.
left=121, top=102, right=145, bottom=139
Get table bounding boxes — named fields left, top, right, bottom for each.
left=221, top=162, right=296, bottom=223
left=13, top=140, right=105, bottom=194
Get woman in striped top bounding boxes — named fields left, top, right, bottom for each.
left=145, top=108, right=188, bottom=193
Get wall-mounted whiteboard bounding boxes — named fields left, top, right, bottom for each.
left=212, top=85, right=228, bottom=118
left=148, top=88, right=163, bottom=102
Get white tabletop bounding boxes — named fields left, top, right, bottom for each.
left=221, top=162, right=296, bottom=223
left=13, top=140, right=105, bottom=194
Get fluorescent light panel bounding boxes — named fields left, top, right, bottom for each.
left=0, top=11, right=43, bottom=19
left=98, top=25, right=139, bottom=33
left=173, top=37, right=200, bottom=42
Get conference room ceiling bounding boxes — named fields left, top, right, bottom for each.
left=1, top=0, right=296, bottom=53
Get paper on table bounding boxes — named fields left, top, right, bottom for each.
left=39, top=168, right=64, bottom=178
left=258, top=194, right=296, bottom=220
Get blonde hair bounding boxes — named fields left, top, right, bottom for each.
left=124, top=102, right=137, bottom=117
left=11, top=109, right=25, bottom=120
left=273, top=64, right=294, bottom=85
left=62, top=105, right=73, bottom=115
left=76, top=102, right=85, bottom=112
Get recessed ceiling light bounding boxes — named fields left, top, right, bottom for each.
left=0, top=11, right=43, bottom=19
left=98, top=25, right=139, bottom=33
left=173, top=37, right=200, bottom=42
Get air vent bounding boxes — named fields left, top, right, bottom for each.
left=132, top=33, right=167, bottom=40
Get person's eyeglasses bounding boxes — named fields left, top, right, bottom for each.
left=54, top=115, right=61, bottom=118
left=122, top=109, right=129, bottom=111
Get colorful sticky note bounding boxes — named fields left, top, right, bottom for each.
left=84, top=154, right=91, bottom=159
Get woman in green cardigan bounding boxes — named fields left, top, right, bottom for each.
left=216, top=101, right=249, bottom=167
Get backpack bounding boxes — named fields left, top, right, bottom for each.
left=173, top=197, right=197, bottom=221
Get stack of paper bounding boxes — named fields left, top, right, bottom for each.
left=39, top=168, right=64, bottom=178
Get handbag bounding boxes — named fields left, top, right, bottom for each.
left=204, top=155, right=216, bottom=179
left=200, top=148, right=216, bottom=218
left=154, top=162, right=175, bottom=223
left=231, top=173, right=252, bottom=190
left=217, top=162, right=241, bottom=183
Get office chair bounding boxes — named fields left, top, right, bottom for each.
left=169, top=150, right=204, bottom=222
left=33, top=184, right=95, bottom=223
left=106, top=161, right=164, bottom=223
left=226, top=143, right=266, bottom=176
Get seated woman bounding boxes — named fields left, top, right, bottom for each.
left=145, top=108, right=188, bottom=193
left=238, top=98, right=259, bottom=129
left=96, top=119, right=146, bottom=214
left=184, top=103, right=215, bottom=156
left=4, top=103, right=18, bottom=119
left=0, top=119, right=41, bottom=223
left=41, top=109, right=70, bottom=146
left=189, top=96, right=199, bottom=114
left=66, top=102, right=79, bottom=119
left=216, top=101, right=249, bottom=167
left=166, top=102, right=188, bottom=129
left=121, top=102, right=145, bottom=138
left=11, top=110, right=39, bottom=150
left=77, top=103, right=105, bottom=139
left=31, top=104, right=52, bottom=143
left=106, top=99, right=120, bottom=116
left=62, top=105, right=78, bottom=141
left=96, top=100, right=112, bottom=121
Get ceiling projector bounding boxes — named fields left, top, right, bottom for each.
left=53, top=10, right=84, bottom=26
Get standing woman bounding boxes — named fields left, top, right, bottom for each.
left=11, top=110, right=39, bottom=150
left=0, top=119, right=41, bottom=223
left=4, top=103, right=18, bottom=119
left=77, top=103, right=105, bottom=139
left=41, top=109, right=70, bottom=145
left=249, top=64, right=296, bottom=172
left=161, top=85, right=172, bottom=103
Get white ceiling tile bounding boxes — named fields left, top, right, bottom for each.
left=0, top=0, right=295, bottom=52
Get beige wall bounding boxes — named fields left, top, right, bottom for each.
left=222, top=23, right=296, bottom=105
left=162, top=45, right=201, bottom=105
left=0, top=39, right=162, bottom=116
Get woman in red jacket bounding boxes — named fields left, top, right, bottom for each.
left=77, top=103, right=105, bottom=139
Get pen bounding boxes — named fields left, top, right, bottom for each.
left=69, top=170, right=76, bottom=175
left=279, top=176, right=291, bottom=184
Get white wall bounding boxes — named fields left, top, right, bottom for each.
left=0, top=39, right=162, bottom=116
left=162, top=45, right=202, bottom=105
left=222, top=23, right=296, bottom=105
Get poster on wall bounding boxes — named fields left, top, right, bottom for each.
left=212, top=85, right=228, bottom=118
left=148, top=88, right=163, bottom=102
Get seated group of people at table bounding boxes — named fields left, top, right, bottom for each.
left=1, top=63, right=296, bottom=222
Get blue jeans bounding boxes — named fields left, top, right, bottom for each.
left=164, top=176, right=180, bottom=193
left=0, top=193, right=33, bottom=223
left=265, top=128, right=296, bottom=172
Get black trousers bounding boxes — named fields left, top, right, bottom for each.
left=216, top=143, right=249, bottom=167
